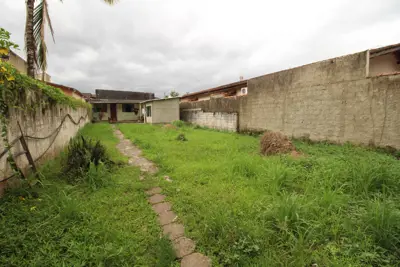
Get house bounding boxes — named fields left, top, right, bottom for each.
left=90, top=89, right=155, bottom=122
left=46, top=82, right=85, bottom=102
left=6, top=50, right=51, bottom=81
left=181, top=79, right=248, bottom=102
left=142, top=98, right=180, bottom=124
left=82, top=93, right=96, bottom=102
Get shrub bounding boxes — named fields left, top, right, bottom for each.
left=86, top=162, right=113, bottom=191
left=172, top=120, right=185, bottom=128
left=63, top=136, right=113, bottom=184
left=260, top=131, right=295, bottom=156
left=176, top=133, right=187, bottom=141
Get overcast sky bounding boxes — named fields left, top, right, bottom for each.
left=1, top=0, right=400, bottom=97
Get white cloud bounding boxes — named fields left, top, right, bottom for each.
left=1, top=0, right=399, bottom=96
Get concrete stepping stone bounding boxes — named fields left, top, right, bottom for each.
left=148, top=194, right=166, bottom=204
left=173, top=237, right=196, bottom=258
left=163, top=223, right=185, bottom=241
left=152, top=202, right=172, bottom=214
left=158, top=210, right=178, bottom=225
left=181, top=253, right=211, bottom=267
left=146, top=187, right=162, bottom=196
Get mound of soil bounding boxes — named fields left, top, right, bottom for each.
left=163, top=124, right=177, bottom=130
left=260, top=131, right=296, bottom=156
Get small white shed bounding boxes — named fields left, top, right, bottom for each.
left=141, top=98, right=180, bottom=124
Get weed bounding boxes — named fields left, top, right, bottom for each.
left=118, top=123, right=400, bottom=266
left=0, top=123, right=176, bottom=266
left=176, top=133, right=187, bottom=141
left=172, top=120, right=185, bottom=127
left=63, top=135, right=113, bottom=186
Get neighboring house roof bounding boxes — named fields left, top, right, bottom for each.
left=90, top=99, right=142, bottom=104
left=46, top=82, right=83, bottom=97
left=370, top=42, right=400, bottom=56
left=95, top=89, right=154, bottom=100
left=140, top=97, right=180, bottom=104
left=182, top=80, right=248, bottom=99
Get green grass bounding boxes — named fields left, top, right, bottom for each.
left=118, top=123, right=400, bottom=267
left=0, top=123, right=176, bottom=267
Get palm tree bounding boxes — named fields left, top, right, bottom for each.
left=25, top=0, right=117, bottom=79
left=25, top=0, right=36, bottom=78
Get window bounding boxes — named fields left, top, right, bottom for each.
left=122, top=104, right=134, bottom=112
left=93, top=104, right=107, bottom=113
left=146, top=106, right=152, bottom=117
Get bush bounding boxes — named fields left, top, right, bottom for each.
left=176, top=133, right=187, bottom=141
left=63, top=136, right=113, bottom=185
left=172, top=120, right=185, bottom=128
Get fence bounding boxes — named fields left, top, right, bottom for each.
left=0, top=110, right=88, bottom=194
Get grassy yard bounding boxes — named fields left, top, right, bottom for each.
left=0, top=123, right=176, bottom=267
left=118, top=123, right=400, bottom=267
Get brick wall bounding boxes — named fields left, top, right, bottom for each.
left=181, top=109, right=237, bottom=132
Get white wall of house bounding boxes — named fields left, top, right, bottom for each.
left=92, top=104, right=110, bottom=121
left=144, top=98, right=179, bottom=124
left=93, top=103, right=140, bottom=121
left=117, top=104, right=139, bottom=121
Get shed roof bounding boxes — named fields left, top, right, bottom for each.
left=370, top=43, right=400, bottom=57
left=95, top=89, right=154, bottom=100
left=46, top=82, right=84, bottom=97
left=90, top=99, right=142, bottom=104
left=140, top=97, right=180, bottom=104
left=182, top=80, right=247, bottom=99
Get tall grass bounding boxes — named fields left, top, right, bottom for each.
left=119, top=123, right=400, bottom=266
left=0, top=123, right=176, bottom=266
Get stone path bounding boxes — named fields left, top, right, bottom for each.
left=113, top=127, right=211, bottom=267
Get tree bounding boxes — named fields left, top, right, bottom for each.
left=25, top=0, right=117, bottom=79
left=0, top=28, right=19, bottom=59
left=169, top=90, right=180, bottom=98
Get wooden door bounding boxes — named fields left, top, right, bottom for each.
left=110, top=104, right=117, bottom=122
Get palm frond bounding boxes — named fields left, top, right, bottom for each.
left=103, top=0, right=118, bottom=5
left=33, top=0, right=54, bottom=79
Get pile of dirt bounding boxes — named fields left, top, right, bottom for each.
left=163, top=124, right=177, bottom=130
left=260, top=131, right=296, bottom=156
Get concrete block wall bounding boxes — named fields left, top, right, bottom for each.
left=181, top=110, right=237, bottom=132
left=240, top=50, right=400, bottom=148
left=0, top=104, right=89, bottom=194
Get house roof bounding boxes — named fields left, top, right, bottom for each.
left=90, top=99, right=142, bottom=104
left=95, top=89, right=154, bottom=101
left=182, top=80, right=248, bottom=99
left=140, top=97, right=180, bottom=104
left=46, top=82, right=83, bottom=97
left=370, top=43, right=400, bottom=56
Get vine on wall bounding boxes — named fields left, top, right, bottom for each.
left=0, top=62, right=90, bottom=178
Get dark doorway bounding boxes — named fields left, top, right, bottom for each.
left=110, top=104, right=117, bottom=122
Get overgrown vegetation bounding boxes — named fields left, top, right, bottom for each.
left=172, top=120, right=185, bottom=128
left=0, top=61, right=90, bottom=112
left=0, top=123, right=177, bottom=266
left=0, top=30, right=89, bottom=178
left=176, top=133, right=187, bottom=141
left=119, top=123, right=400, bottom=266
left=63, top=136, right=114, bottom=187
